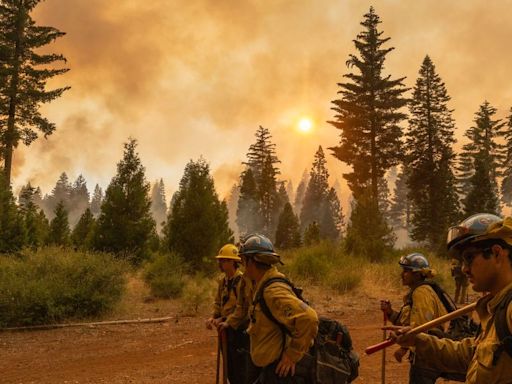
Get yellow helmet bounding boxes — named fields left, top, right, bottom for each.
left=215, top=244, right=241, bottom=261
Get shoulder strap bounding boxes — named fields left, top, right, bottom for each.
left=230, top=274, right=243, bottom=300
left=493, top=289, right=512, bottom=364
left=412, top=281, right=457, bottom=314
left=255, top=277, right=293, bottom=336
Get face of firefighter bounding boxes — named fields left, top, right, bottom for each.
left=241, top=256, right=257, bottom=281
left=401, top=269, right=421, bottom=287
left=461, top=245, right=502, bottom=293
left=217, top=259, right=236, bottom=274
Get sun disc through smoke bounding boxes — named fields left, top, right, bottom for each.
left=298, top=117, right=313, bottom=133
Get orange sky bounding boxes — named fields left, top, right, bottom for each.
left=13, top=0, right=512, bottom=203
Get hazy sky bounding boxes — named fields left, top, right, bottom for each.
left=14, top=0, right=512, bottom=203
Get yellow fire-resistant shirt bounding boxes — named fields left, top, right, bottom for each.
left=414, top=281, right=512, bottom=383
left=247, top=267, right=318, bottom=367
left=226, top=275, right=254, bottom=330
left=390, top=282, right=449, bottom=330
left=212, top=269, right=244, bottom=320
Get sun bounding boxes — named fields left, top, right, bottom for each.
left=297, top=117, right=313, bottom=133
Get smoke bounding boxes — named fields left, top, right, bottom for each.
left=11, top=0, right=512, bottom=203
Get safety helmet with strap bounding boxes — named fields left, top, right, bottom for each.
left=446, top=213, right=509, bottom=257
left=399, top=252, right=431, bottom=273
left=239, top=234, right=283, bottom=265
left=215, top=243, right=241, bottom=261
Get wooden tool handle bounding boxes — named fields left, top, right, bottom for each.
left=365, top=301, right=478, bottom=355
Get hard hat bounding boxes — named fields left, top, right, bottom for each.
left=446, top=213, right=509, bottom=257
left=215, top=244, right=241, bottom=261
left=239, top=234, right=283, bottom=265
left=399, top=253, right=431, bottom=273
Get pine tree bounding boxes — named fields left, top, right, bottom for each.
left=293, top=169, right=309, bottom=217
left=44, top=172, right=71, bottom=219
left=71, top=207, right=95, bottom=249
left=303, top=221, right=320, bottom=246
left=93, top=138, right=156, bottom=265
left=226, top=183, right=240, bottom=238
left=501, top=109, right=512, bottom=206
left=243, top=126, right=280, bottom=183
left=329, top=7, right=408, bottom=203
left=458, top=101, right=505, bottom=216
left=389, top=167, right=411, bottom=230
left=237, top=126, right=282, bottom=238
left=328, top=7, right=407, bottom=259
left=150, top=179, right=167, bottom=234
left=90, top=184, right=104, bottom=217
left=0, top=174, right=25, bottom=251
left=236, top=168, right=261, bottom=235
left=286, top=180, right=294, bottom=205
left=19, top=182, right=46, bottom=248
left=326, top=187, right=344, bottom=238
left=275, top=202, right=301, bottom=249
left=406, top=56, right=460, bottom=249
left=344, top=191, right=395, bottom=261
left=164, top=158, right=233, bottom=272
left=0, top=0, right=69, bottom=184
left=48, top=201, right=70, bottom=246
left=258, top=154, right=280, bottom=237
left=300, top=147, right=339, bottom=240
left=69, top=175, right=90, bottom=227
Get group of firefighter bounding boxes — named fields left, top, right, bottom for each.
left=205, top=213, right=512, bottom=384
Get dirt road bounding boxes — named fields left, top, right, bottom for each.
left=1, top=283, right=467, bottom=383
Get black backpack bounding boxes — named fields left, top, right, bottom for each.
left=255, top=277, right=359, bottom=384
left=492, top=289, right=512, bottom=365
left=408, top=281, right=479, bottom=341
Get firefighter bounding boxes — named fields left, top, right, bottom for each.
left=380, top=253, right=448, bottom=383
left=239, top=234, right=318, bottom=384
left=205, top=243, right=251, bottom=384
left=387, top=213, right=512, bottom=384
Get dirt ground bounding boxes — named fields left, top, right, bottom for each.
left=0, top=278, right=469, bottom=384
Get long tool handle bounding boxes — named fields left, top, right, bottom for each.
left=220, top=329, right=228, bottom=384
left=365, top=301, right=478, bottom=355
left=381, top=310, right=387, bottom=384
left=216, top=330, right=221, bottom=384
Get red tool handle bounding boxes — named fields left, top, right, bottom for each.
left=366, top=339, right=395, bottom=355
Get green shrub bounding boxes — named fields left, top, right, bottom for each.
left=180, top=274, right=214, bottom=315
left=328, top=269, right=362, bottom=293
left=143, top=253, right=185, bottom=298
left=0, top=247, right=127, bottom=327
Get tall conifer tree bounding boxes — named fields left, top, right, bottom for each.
left=301, top=147, right=339, bottom=240
left=458, top=102, right=504, bottom=216
left=329, top=7, right=408, bottom=203
left=164, top=158, right=232, bottom=272
left=90, top=184, right=104, bottom=217
left=48, top=201, right=70, bottom=246
left=406, top=56, right=460, bottom=250
left=275, top=202, right=301, bottom=249
left=93, top=138, right=156, bottom=265
left=0, top=0, right=69, bottom=184
left=329, top=7, right=406, bottom=258
left=150, top=179, right=167, bottom=234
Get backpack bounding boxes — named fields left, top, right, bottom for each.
left=255, top=277, right=359, bottom=384
left=408, top=281, right=479, bottom=341
left=492, top=289, right=512, bottom=365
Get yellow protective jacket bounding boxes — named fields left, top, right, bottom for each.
left=212, top=269, right=244, bottom=320
left=226, top=275, right=254, bottom=330
left=247, top=267, right=318, bottom=367
left=390, top=282, right=449, bottom=330
left=414, top=281, right=512, bottom=383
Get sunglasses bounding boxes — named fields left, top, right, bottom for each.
left=460, top=247, right=491, bottom=267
